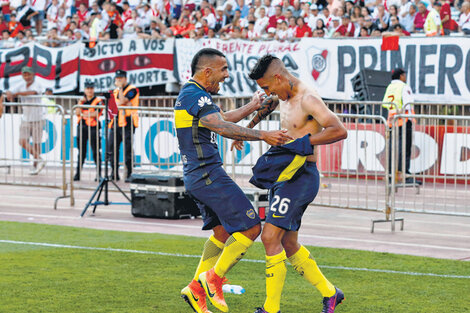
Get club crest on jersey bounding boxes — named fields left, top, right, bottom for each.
left=198, top=96, right=212, bottom=107
left=246, top=208, right=256, bottom=219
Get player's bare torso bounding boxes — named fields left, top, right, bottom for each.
left=279, top=84, right=323, bottom=162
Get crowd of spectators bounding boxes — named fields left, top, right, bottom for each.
left=0, top=0, right=469, bottom=48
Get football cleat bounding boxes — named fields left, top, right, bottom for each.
left=181, top=279, right=212, bottom=313
left=321, top=287, right=344, bottom=313
left=198, top=268, right=228, bottom=312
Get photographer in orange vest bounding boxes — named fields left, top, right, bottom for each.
left=74, top=81, right=103, bottom=181
left=382, top=68, right=421, bottom=185
left=107, top=70, right=139, bottom=182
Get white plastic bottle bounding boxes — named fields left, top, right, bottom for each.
left=222, top=284, right=245, bottom=294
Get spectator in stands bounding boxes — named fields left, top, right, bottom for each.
left=313, top=27, right=326, bottom=37
left=1, top=0, right=11, bottom=22
left=401, top=4, right=417, bottom=32
left=247, top=20, right=260, bottom=40
left=345, top=0, right=355, bottom=16
left=350, top=5, right=362, bottom=23
left=440, top=0, right=458, bottom=34
left=267, top=5, right=285, bottom=32
left=320, top=7, right=333, bottom=30
left=236, top=0, right=249, bottom=18
left=1, top=29, right=15, bottom=48
left=214, top=6, right=229, bottom=32
left=383, top=22, right=411, bottom=35
left=459, top=2, right=470, bottom=34
left=31, top=0, right=46, bottom=36
left=388, top=4, right=399, bottom=19
left=254, top=6, right=268, bottom=34
left=16, top=0, right=38, bottom=31
left=295, top=15, right=312, bottom=37
left=359, top=26, right=369, bottom=36
left=414, top=2, right=429, bottom=32
left=424, top=1, right=443, bottom=36
left=6, top=66, right=46, bottom=175
left=335, top=14, right=355, bottom=36
left=290, top=0, right=303, bottom=17
left=179, top=16, right=195, bottom=38
left=77, top=3, right=88, bottom=24
left=364, top=15, right=378, bottom=34
left=46, top=0, right=60, bottom=31
left=307, top=4, right=321, bottom=29
left=0, top=15, right=7, bottom=33
left=275, top=19, right=288, bottom=40
left=373, top=4, right=390, bottom=32
left=7, top=14, right=19, bottom=36
left=15, top=29, right=27, bottom=45
left=327, top=16, right=341, bottom=36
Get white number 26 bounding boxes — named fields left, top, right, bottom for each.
left=270, top=195, right=291, bottom=214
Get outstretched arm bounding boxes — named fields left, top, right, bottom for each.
left=200, top=111, right=292, bottom=145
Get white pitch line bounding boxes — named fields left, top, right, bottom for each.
left=1, top=211, right=469, bottom=251
left=0, top=239, right=468, bottom=279
left=299, top=234, right=470, bottom=252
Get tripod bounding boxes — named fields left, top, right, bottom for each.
left=80, top=97, right=131, bottom=217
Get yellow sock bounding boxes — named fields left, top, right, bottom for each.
left=263, top=250, right=287, bottom=313
left=288, top=245, right=335, bottom=297
left=214, top=232, right=253, bottom=278
left=193, top=235, right=224, bottom=281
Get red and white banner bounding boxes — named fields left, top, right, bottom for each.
left=319, top=123, right=470, bottom=181
left=176, top=37, right=470, bottom=102
left=0, top=42, right=80, bottom=93
left=79, top=38, right=177, bottom=92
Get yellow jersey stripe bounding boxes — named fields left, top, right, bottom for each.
left=276, top=155, right=307, bottom=182
left=187, top=81, right=204, bottom=90
left=174, top=109, right=204, bottom=128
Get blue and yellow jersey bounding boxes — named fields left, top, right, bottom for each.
left=249, top=134, right=314, bottom=189
left=174, top=79, right=223, bottom=188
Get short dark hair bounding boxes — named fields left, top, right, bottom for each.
left=391, top=68, right=406, bottom=80
left=190, top=48, right=225, bottom=76
left=248, top=54, right=279, bottom=80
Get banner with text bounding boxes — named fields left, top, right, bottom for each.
left=0, top=42, right=80, bottom=93
left=79, top=38, right=177, bottom=92
left=175, top=39, right=303, bottom=96
left=176, top=37, right=470, bottom=102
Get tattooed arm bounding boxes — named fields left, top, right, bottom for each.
left=245, top=95, right=279, bottom=129
left=230, top=96, right=279, bottom=150
left=200, top=111, right=292, bottom=145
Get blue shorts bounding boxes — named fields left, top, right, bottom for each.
left=186, top=167, right=260, bottom=234
left=33, top=10, right=45, bottom=21
left=266, top=162, right=319, bottom=231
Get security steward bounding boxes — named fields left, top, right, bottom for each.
left=382, top=68, right=421, bottom=185
left=107, top=70, right=139, bottom=182
left=74, top=81, right=103, bottom=181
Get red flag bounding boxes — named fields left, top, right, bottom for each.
left=381, top=35, right=399, bottom=51
left=107, top=91, right=118, bottom=120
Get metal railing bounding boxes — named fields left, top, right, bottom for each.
left=4, top=96, right=470, bottom=225
left=0, top=102, right=70, bottom=207
left=390, top=114, right=470, bottom=219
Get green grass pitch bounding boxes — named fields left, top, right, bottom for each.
left=0, top=221, right=469, bottom=313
